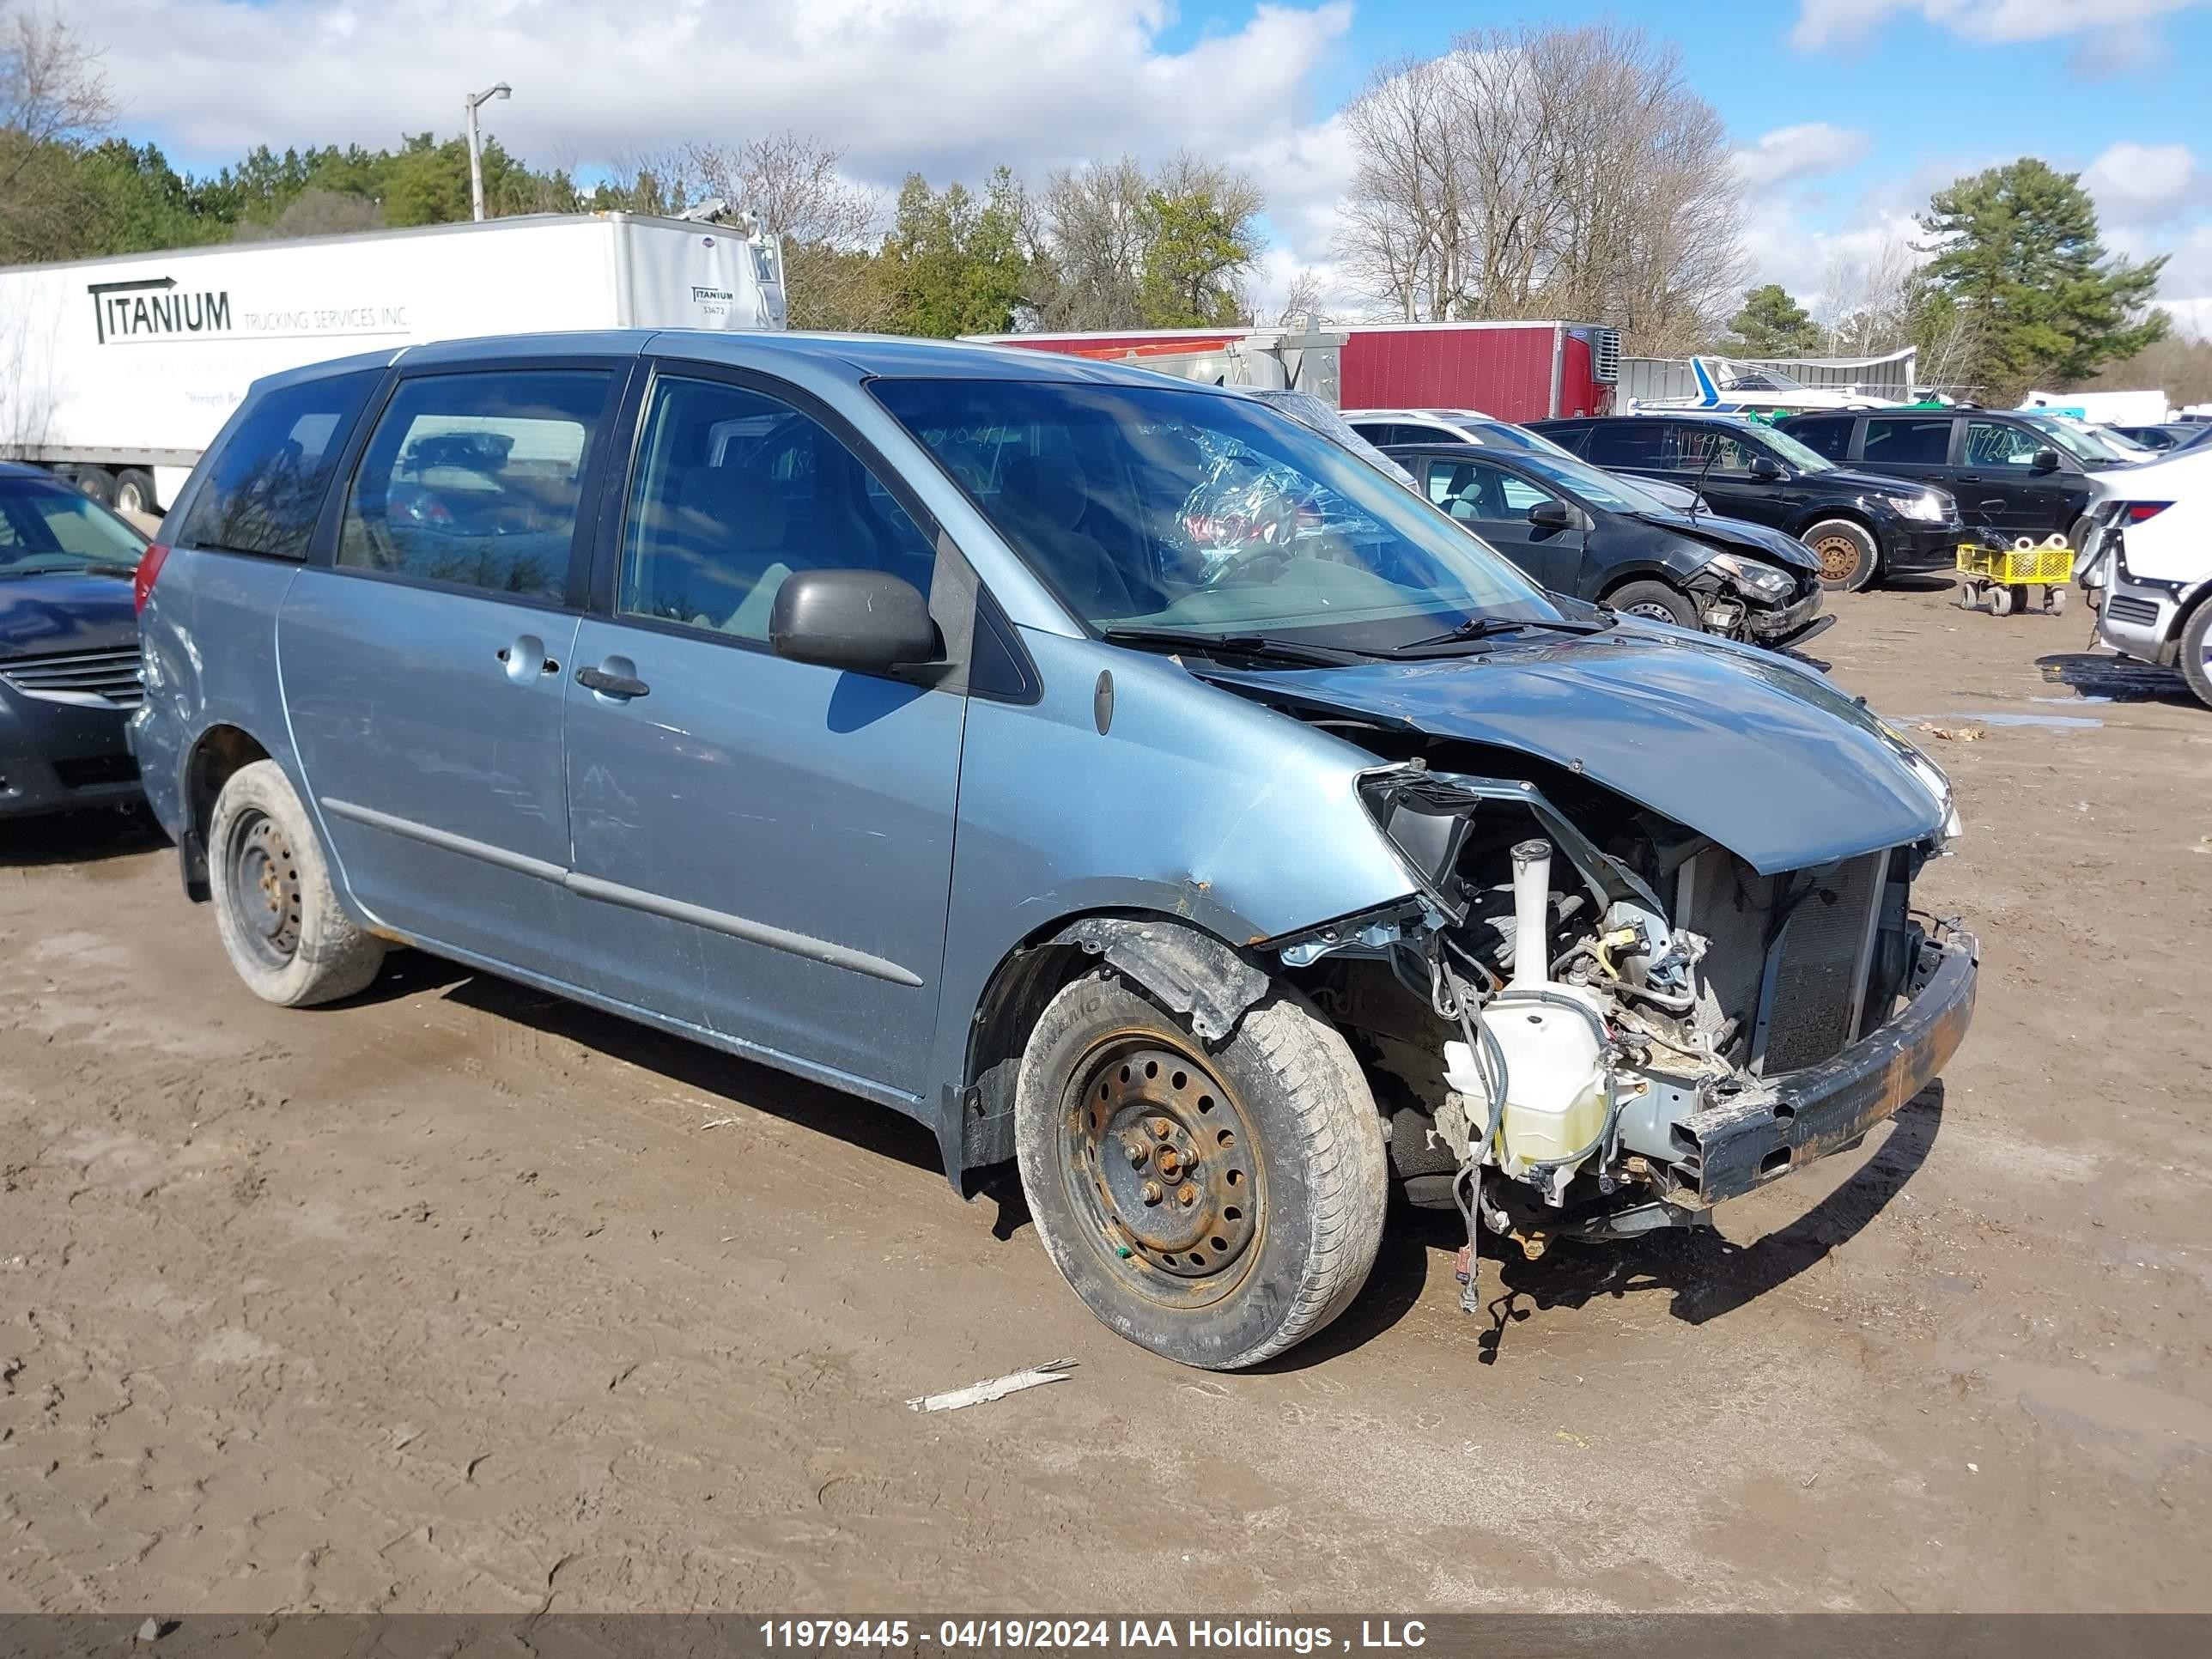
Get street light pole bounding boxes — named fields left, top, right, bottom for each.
left=464, top=82, right=511, bottom=222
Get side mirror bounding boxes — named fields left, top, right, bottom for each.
left=769, top=568, right=941, bottom=676
left=1747, top=455, right=1784, bottom=482
left=2030, top=448, right=2061, bottom=474
left=1528, top=498, right=1574, bottom=530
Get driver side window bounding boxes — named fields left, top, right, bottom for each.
left=1430, top=459, right=1555, bottom=523
left=1665, top=426, right=1754, bottom=477
left=1966, top=422, right=2042, bottom=468
left=617, top=376, right=937, bottom=644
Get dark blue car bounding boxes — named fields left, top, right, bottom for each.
left=0, top=464, right=149, bottom=818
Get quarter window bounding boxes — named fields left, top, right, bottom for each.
left=617, top=376, right=936, bottom=641
left=337, top=370, right=613, bottom=602
left=1862, top=417, right=1952, bottom=465
left=179, top=369, right=383, bottom=559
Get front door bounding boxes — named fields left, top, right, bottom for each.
left=1854, top=414, right=1958, bottom=500
left=1423, top=457, right=1583, bottom=593
left=560, top=368, right=963, bottom=1105
left=1656, top=423, right=1787, bottom=531
left=280, top=363, right=620, bottom=978
left=1960, top=419, right=2081, bottom=538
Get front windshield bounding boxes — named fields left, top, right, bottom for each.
left=2021, top=414, right=2144, bottom=465
left=1753, top=423, right=1838, bottom=473
left=0, top=481, right=148, bottom=577
left=1718, top=362, right=1806, bottom=392
left=1502, top=449, right=1672, bottom=513
left=872, top=379, right=1559, bottom=650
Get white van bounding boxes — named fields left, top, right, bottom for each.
left=2078, top=445, right=2212, bottom=706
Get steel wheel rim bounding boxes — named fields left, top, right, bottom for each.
left=1061, top=1034, right=1263, bottom=1308
left=117, top=482, right=146, bottom=514
left=227, top=809, right=302, bottom=969
left=1813, top=534, right=1862, bottom=583
left=1622, top=599, right=1680, bottom=623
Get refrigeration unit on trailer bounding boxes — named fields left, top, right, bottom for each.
left=0, top=212, right=787, bottom=514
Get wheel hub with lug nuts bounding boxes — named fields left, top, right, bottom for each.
left=1814, top=535, right=1860, bottom=582
left=1073, top=1041, right=1256, bottom=1282
left=233, top=813, right=302, bottom=963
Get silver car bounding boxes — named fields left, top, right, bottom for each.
left=130, top=331, right=1978, bottom=1369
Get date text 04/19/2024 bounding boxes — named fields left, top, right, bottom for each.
left=757, top=1620, right=1430, bottom=1651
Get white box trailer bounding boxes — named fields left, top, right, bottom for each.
left=0, top=211, right=787, bottom=514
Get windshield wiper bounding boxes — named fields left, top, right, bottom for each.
left=1099, top=627, right=1362, bottom=667
left=1383, top=615, right=1611, bottom=654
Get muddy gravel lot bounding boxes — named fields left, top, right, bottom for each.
left=3, top=580, right=2209, bottom=1614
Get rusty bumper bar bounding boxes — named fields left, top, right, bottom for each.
left=1685, top=927, right=1978, bottom=1205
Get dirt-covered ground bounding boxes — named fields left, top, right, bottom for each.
left=3, top=579, right=2208, bottom=1613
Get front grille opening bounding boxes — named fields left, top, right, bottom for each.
left=1678, top=846, right=1888, bottom=1078
left=54, top=755, right=139, bottom=789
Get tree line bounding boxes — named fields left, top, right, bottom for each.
left=2, top=2, right=2176, bottom=398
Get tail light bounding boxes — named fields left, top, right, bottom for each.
left=132, top=542, right=170, bottom=614
left=2121, top=501, right=2171, bottom=524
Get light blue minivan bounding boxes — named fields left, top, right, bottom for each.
left=131, top=331, right=1976, bottom=1368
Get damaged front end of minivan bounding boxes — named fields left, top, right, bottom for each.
left=1216, top=651, right=1977, bottom=1305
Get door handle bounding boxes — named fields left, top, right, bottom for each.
left=576, top=665, right=649, bottom=699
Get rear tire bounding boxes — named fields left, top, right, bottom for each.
left=207, top=760, right=386, bottom=1006
left=70, top=465, right=118, bottom=507
left=113, top=468, right=158, bottom=517
left=1014, top=971, right=1387, bottom=1370
left=2180, top=601, right=2212, bottom=710
left=1804, top=519, right=1879, bottom=591
left=1605, top=579, right=1701, bottom=629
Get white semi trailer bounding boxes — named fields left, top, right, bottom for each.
left=0, top=210, right=787, bottom=514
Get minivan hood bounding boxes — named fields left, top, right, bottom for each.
left=0, top=571, right=137, bottom=659
left=1630, top=508, right=1820, bottom=573
left=1202, top=630, right=1947, bottom=875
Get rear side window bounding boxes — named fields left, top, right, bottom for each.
left=1585, top=423, right=1666, bottom=467
left=179, top=369, right=382, bottom=559
left=1862, top=417, right=1953, bottom=465
left=337, top=369, right=615, bottom=603
left=1788, top=416, right=1853, bottom=460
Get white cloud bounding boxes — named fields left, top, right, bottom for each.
left=2083, top=142, right=2201, bottom=224
left=1793, top=0, right=2204, bottom=50
left=1733, top=124, right=1871, bottom=189
left=76, top=0, right=1354, bottom=212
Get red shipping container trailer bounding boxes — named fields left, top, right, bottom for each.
left=972, top=320, right=1620, bottom=421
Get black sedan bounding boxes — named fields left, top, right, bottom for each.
left=1383, top=442, right=1828, bottom=648
left=0, top=464, right=150, bottom=819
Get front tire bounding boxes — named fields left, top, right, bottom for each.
left=1605, top=579, right=1701, bottom=629
left=1804, top=519, right=1880, bottom=591
left=2181, top=601, right=2212, bottom=710
left=1014, top=972, right=1387, bottom=1370
left=207, top=760, right=386, bottom=1006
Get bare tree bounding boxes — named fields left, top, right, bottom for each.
left=1273, top=267, right=1327, bottom=327
left=1034, top=155, right=1151, bottom=328
left=1030, top=152, right=1265, bottom=330
left=1817, top=234, right=1917, bottom=356
left=231, top=187, right=387, bottom=241
left=1333, top=24, right=1742, bottom=349
left=599, top=133, right=889, bottom=330
left=0, top=1, right=117, bottom=262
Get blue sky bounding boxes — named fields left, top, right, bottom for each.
left=82, top=0, right=2212, bottom=330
